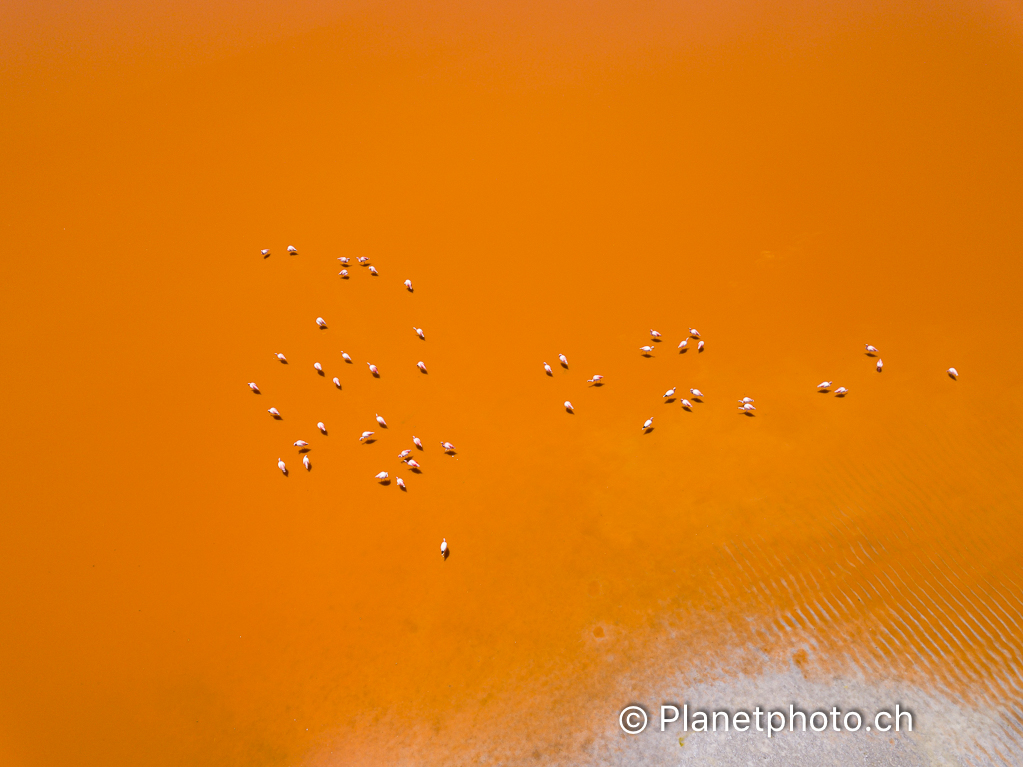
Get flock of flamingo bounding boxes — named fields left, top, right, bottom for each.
left=249, top=246, right=960, bottom=559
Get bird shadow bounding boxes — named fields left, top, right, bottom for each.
left=344, top=358, right=353, bottom=364
left=835, top=393, right=847, bottom=398
left=320, top=430, right=329, bottom=436
left=340, top=274, right=349, bottom=280
left=641, top=353, right=654, bottom=358
left=363, top=439, right=377, bottom=445
left=271, top=414, right=283, bottom=420
left=398, top=482, right=407, bottom=491
left=263, top=253, right=271, bottom=259
left=740, top=411, right=756, bottom=417
left=442, top=549, right=450, bottom=561
left=682, top=405, right=692, bottom=411
left=371, top=371, right=381, bottom=378
left=406, top=287, right=414, bottom=293
left=546, top=370, right=554, bottom=377
left=651, top=338, right=662, bottom=343
left=698, top=347, right=704, bottom=353
left=678, top=348, right=688, bottom=354
left=281, top=470, right=289, bottom=477
left=817, top=389, right=831, bottom=394
left=419, top=369, right=428, bottom=375
left=411, top=468, right=422, bottom=474
left=298, top=447, right=310, bottom=453
left=865, top=352, right=877, bottom=357
left=319, top=326, right=328, bottom=330
left=444, top=450, right=457, bottom=456
left=560, top=363, right=569, bottom=369
left=691, top=397, right=703, bottom=403
left=279, top=360, right=288, bottom=365
left=643, top=427, right=655, bottom=434
left=316, top=370, right=325, bottom=377
left=948, top=372, right=958, bottom=380
left=379, top=479, right=391, bottom=485
left=565, top=409, right=575, bottom=415
left=664, top=398, right=676, bottom=404
left=251, top=390, right=261, bottom=395
left=305, top=463, right=312, bottom=471
left=415, top=444, right=424, bottom=451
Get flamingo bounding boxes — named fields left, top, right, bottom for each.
left=404, top=279, right=413, bottom=291
left=278, top=458, right=287, bottom=474
left=876, top=359, right=884, bottom=372
left=287, top=245, right=297, bottom=254
left=417, top=361, right=427, bottom=373
left=559, top=354, right=569, bottom=368
left=268, top=407, right=281, bottom=418
left=360, top=431, right=374, bottom=441
left=303, top=455, right=311, bottom=471
left=642, top=417, right=654, bottom=430
left=564, top=401, right=574, bottom=412
left=663, top=386, right=676, bottom=398
left=544, top=362, right=553, bottom=376
left=948, top=367, right=959, bottom=379
left=247, top=382, right=260, bottom=393
left=396, top=477, right=406, bottom=490
left=678, top=339, right=688, bottom=351
left=413, top=436, right=423, bottom=449
left=332, top=377, right=341, bottom=388
left=690, top=388, right=704, bottom=398
left=316, top=317, right=327, bottom=328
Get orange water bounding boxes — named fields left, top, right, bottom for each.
left=2, top=1, right=1023, bottom=764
